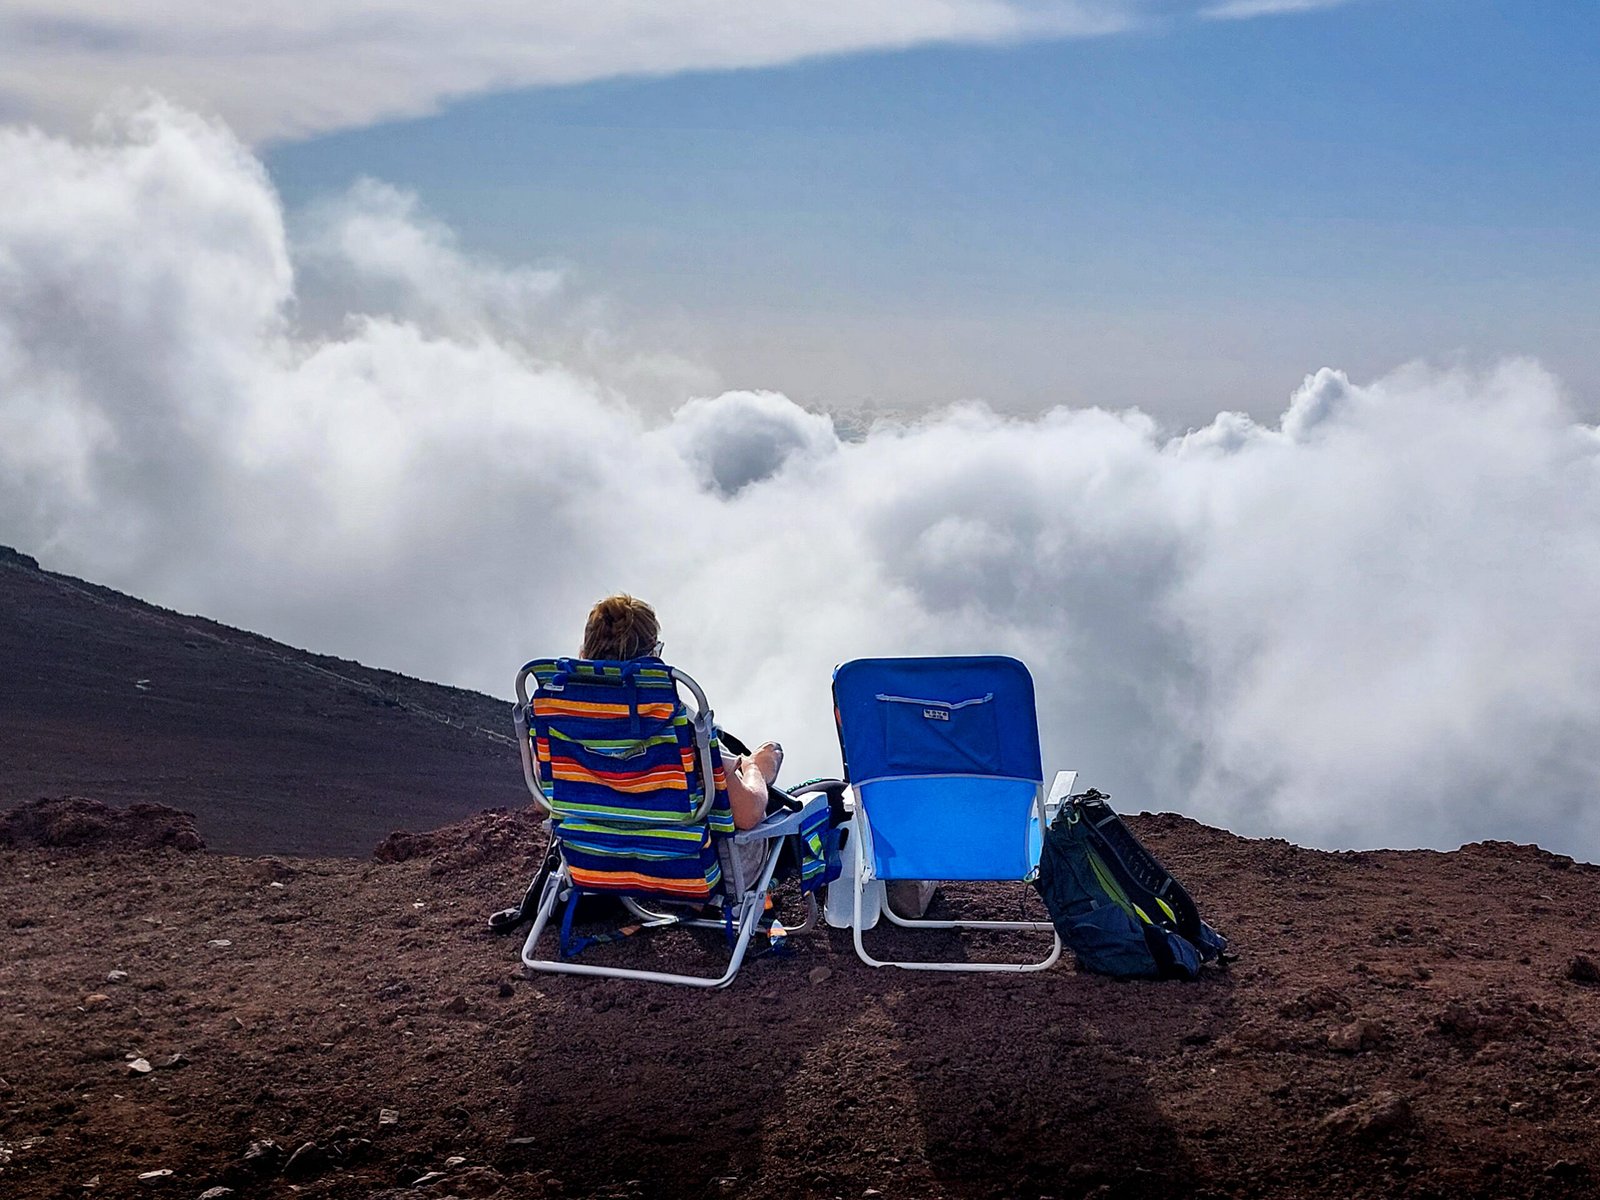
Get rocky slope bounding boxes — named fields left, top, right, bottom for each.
left=5, top=798, right=1600, bottom=1199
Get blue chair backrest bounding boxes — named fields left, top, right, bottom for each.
left=832, top=656, right=1045, bottom=881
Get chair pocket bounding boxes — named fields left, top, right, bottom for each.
left=877, top=692, right=1000, bottom=773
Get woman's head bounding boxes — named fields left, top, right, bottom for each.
left=580, top=594, right=660, bottom=661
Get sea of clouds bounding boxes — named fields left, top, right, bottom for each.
left=3, top=100, right=1599, bottom=857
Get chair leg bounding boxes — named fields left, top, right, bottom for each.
left=850, top=822, right=1061, bottom=973
left=520, top=847, right=786, bottom=989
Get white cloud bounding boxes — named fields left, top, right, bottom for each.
left=0, top=1, right=1389, bottom=145
left=4, top=101, right=1600, bottom=859
left=0, top=1, right=1140, bottom=143
left=1201, top=0, right=1361, bottom=19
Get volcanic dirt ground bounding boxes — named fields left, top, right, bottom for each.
left=6, top=549, right=1600, bottom=1199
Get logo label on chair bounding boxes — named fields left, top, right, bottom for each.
left=923, top=708, right=950, bottom=721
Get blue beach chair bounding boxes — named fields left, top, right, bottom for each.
left=832, top=655, right=1062, bottom=972
left=511, top=657, right=836, bottom=988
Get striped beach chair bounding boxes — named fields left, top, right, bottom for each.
left=510, top=656, right=836, bottom=988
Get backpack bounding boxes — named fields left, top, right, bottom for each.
left=1033, top=789, right=1229, bottom=980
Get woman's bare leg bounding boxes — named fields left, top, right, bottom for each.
left=726, top=742, right=783, bottom=830
left=726, top=756, right=769, bottom=831
left=750, top=741, right=783, bottom=783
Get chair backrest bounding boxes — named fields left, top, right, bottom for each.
left=523, top=657, right=734, bottom=899
left=832, top=656, right=1044, bottom=881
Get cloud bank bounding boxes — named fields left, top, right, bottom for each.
left=3, top=102, right=1599, bottom=858
left=0, top=1, right=1378, bottom=144
left=1, top=1, right=1137, bottom=143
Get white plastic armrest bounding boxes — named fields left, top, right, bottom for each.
left=1044, top=769, right=1078, bottom=823
left=731, top=793, right=828, bottom=843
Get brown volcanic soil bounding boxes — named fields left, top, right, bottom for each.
left=7, top=799, right=1600, bottom=1200
left=0, top=547, right=525, bottom=856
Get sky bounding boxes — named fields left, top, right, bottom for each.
left=2, top=1, right=1600, bottom=858
left=262, top=0, right=1600, bottom=423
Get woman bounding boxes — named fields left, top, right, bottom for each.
left=579, top=593, right=782, bottom=831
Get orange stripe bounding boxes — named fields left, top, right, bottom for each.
left=551, top=762, right=688, bottom=792
left=535, top=699, right=677, bottom=720
left=550, top=761, right=681, bottom=790
left=567, top=867, right=711, bottom=898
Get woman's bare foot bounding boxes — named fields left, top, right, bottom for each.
left=750, top=741, right=783, bottom=783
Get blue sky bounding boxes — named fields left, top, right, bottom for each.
left=261, top=0, right=1600, bottom=423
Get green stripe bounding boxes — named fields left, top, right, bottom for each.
left=560, top=821, right=707, bottom=843
left=550, top=798, right=698, bottom=821
left=1088, top=850, right=1141, bottom=922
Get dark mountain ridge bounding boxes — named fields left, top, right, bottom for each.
left=0, top=544, right=526, bottom=855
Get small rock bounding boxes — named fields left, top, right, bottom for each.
left=808, top=966, right=833, bottom=985
left=254, top=856, right=297, bottom=882
left=107, top=971, right=129, bottom=985
left=412, top=1171, right=447, bottom=1186
left=137, top=1169, right=173, bottom=1181
left=128, top=1058, right=153, bottom=1074
left=84, top=993, right=111, bottom=1010
left=451, top=1166, right=505, bottom=1196
left=342, top=1137, right=374, bottom=1163
left=229, top=1017, right=246, bottom=1030
left=83, top=1176, right=100, bottom=1189
left=1319, top=1090, right=1414, bottom=1140
left=497, top=982, right=515, bottom=998
left=157, top=1053, right=188, bottom=1070
left=865, top=1190, right=884, bottom=1198
left=444, top=1156, right=466, bottom=1168
left=1566, top=955, right=1600, bottom=985
left=239, top=1141, right=282, bottom=1176
left=197, top=1189, right=235, bottom=1199
left=207, top=939, right=232, bottom=949
left=281, top=1142, right=327, bottom=1182
left=504, top=1136, right=537, bottom=1147
left=1328, top=1019, right=1384, bottom=1054
left=378, top=1108, right=400, bottom=1126
left=268, top=881, right=286, bottom=889
left=442, top=994, right=468, bottom=1015
left=885, top=879, right=938, bottom=919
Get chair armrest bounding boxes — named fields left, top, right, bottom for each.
left=731, top=793, right=828, bottom=843
left=1044, top=769, right=1078, bottom=825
